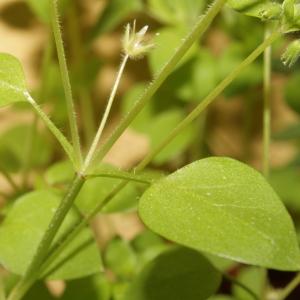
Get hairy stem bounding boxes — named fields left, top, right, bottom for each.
left=50, top=0, right=82, bottom=168
left=7, top=2, right=227, bottom=298
left=25, top=93, right=76, bottom=167
left=82, top=54, right=129, bottom=172
left=7, top=174, right=85, bottom=300
left=263, top=24, right=272, bottom=178
left=22, top=40, right=53, bottom=187
left=38, top=30, right=281, bottom=279
left=89, top=0, right=228, bottom=172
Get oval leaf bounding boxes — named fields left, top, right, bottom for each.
left=139, top=157, right=300, bottom=271
left=0, top=190, right=102, bottom=280
left=0, top=53, right=27, bottom=107
left=123, top=246, right=221, bottom=300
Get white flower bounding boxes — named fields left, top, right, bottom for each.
left=122, top=20, right=154, bottom=60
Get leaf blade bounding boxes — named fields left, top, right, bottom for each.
left=139, top=157, right=300, bottom=270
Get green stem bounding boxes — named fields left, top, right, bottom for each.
left=25, top=93, right=76, bottom=168
left=22, top=41, right=53, bottom=187
left=87, top=173, right=152, bottom=185
left=50, top=0, right=82, bottom=168
left=277, top=273, right=300, bottom=300
left=223, top=273, right=259, bottom=300
left=263, top=24, right=272, bottom=178
left=7, top=174, right=85, bottom=300
left=82, top=54, right=129, bottom=172
left=138, top=30, right=281, bottom=170
left=88, top=0, right=227, bottom=172
left=38, top=30, right=281, bottom=280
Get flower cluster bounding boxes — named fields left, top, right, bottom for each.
left=122, top=20, right=154, bottom=60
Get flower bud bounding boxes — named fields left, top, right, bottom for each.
left=281, top=40, right=300, bottom=67
left=122, top=21, right=154, bottom=60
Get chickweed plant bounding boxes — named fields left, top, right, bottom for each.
left=1, top=0, right=300, bottom=299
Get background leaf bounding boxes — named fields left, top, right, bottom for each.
left=0, top=53, right=27, bottom=107
left=139, top=157, right=300, bottom=271
left=90, top=0, right=142, bottom=38
left=0, top=190, right=102, bottom=280
left=26, top=0, right=69, bottom=23
left=123, top=246, right=222, bottom=300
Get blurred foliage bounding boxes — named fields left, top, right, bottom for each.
left=1, top=0, right=300, bottom=299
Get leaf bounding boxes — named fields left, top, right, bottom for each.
left=104, top=237, right=137, bottom=279
left=149, top=27, right=197, bottom=75
left=122, top=246, right=222, bottom=300
left=139, top=157, right=300, bottom=271
left=227, top=0, right=282, bottom=20
left=148, top=110, right=194, bottom=164
left=148, top=0, right=205, bottom=26
left=270, top=166, right=300, bottom=212
left=232, top=267, right=266, bottom=300
left=131, top=230, right=168, bottom=270
left=284, top=71, right=300, bottom=115
left=26, top=0, right=69, bottom=23
left=61, top=275, right=111, bottom=300
left=45, top=160, right=74, bottom=185
left=122, top=103, right=194, bottom=164
left=90, top=0, right=142, bottom=38
left=0, top=190, right=102, bottom=280
left=272, top=123, right=300, bottom=140
left=0, top=53, right=27, bottom=107
left=76, top=164, right=144, bottom=214
left=0, top=125, right=53, bottom=172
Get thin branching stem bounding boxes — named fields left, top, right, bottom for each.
left=263, top=24, right=272, bottom=178
left=50, top=0, right=82, bottom=169
left=7, top=2, right=227, bottom=298
left=88, top=0, right=228, bottom=172
left=25, top=93, right=76, bottom=167
left=38, top=30, right=281, bottom=279
left=82, top=54, right=129, bottom=172
left=277, top=272, right=300, bottom=300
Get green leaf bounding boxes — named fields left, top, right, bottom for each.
left=122, top=88, right=193, bottom=164
left=0, top=125, right=53, bottom=172
left=26, top=0, right=69, bottom=23
left=272, top=123, right=300, bottom=140
left=104, top=237, right=137, bottom=279
left=232, top=267, right=266, bottom=300
left=76, top=164, right=144, bottom=214
left=23, top=282, right=54, bottom=300
left=208, top=296, right=236, bottom=300
left=131, top=230, right=168, bottom=269
left=148, top=0, right=205, bottom=26
left=0, top=190, right=102, bottom=280
left=61, top=275, right=111, bottom=300
left=45, top=160, right=74, bottom=185
left=227, top=0, right=282, bottom=20
left=139, top=157, right=300, bottom=271
left=149, top=27, right=197, bottom=75
left=90, top=0, right=142, bottom=38
left=284, top=72, right=300, bottom=115
left=122, top=246, right=222, bottom=300
left=0, top=53, right=27, bottom=107
left=270, top=166, right=300, bottom=212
